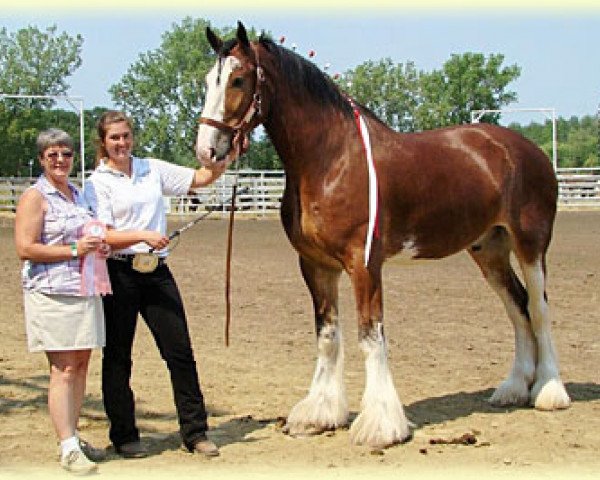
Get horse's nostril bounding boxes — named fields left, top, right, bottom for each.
left=209, top=147, right=216, bottom=160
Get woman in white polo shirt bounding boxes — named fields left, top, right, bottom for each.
left=84, top=110, right=230, bottom=459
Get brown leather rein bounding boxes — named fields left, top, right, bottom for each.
left=198, top=45, right=265, bottom=347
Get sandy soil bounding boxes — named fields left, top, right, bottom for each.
left=1, top=211, right=599, bottom=479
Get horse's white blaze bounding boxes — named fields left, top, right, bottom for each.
left=350, top=322, right=411, bottom=447
left=488, top=279, right=535, bottom=406
left=520, top=260, right=570, bottom=410
left=286, top=323, right=348, bottom=433
left=196, top=57, right=240, bottom=163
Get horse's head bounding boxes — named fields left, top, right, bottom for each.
left=196, top=21, right=265, bottom=166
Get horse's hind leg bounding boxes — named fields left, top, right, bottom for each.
left=469, top=227, right=536, bottom=406
left=284, top=256, right=348, bottom=436
left=516, top=253, right=570, bottom=410
left=470, top=226, right=570, bottom=410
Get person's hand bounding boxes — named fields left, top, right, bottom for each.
left=143, top=231, right=170, bottom=250
left=205, top=157, right=231, bottom=175
left=77, top=235, right=103, bottom=256
left=207, top=143, right=240, bottom=172
left=97, top=242, right=111, bottom=258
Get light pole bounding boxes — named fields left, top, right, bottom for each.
left=28, top=159, right=33, bottom=178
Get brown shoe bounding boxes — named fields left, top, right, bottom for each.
left=116, top=440, right=149, bottom=459
left=192, top=437, right=219, bottom=457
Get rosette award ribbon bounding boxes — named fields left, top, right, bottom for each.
left=80, top=220, right=112, bottom=296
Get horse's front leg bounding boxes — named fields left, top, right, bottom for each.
left=285, top=256, right=348, bottom=436
left=348, top=258, right=412, bottom=448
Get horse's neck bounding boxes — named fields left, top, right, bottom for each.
left=263, top=93, right=348, bottom=178
left=256, top=48, right=353, bottom=176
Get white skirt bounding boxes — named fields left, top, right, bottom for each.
left=23, top=290, right=106, bottom=352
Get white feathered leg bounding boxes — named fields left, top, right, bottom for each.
left=350, top=322, right=411, bottom=448
left=521, top=260, right=570, bottom=410
left=488, top=284, right=536, bottom=407
left=285, top=323, right=348, bottom=435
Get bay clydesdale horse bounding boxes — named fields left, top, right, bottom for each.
left=195, top=22, right=570, bottom=449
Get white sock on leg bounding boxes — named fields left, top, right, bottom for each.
left=60, top=435, right=80, bottom=459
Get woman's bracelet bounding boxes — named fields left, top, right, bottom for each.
left=70, top=242, right=78, bottom=259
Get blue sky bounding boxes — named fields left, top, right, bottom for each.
left=2, top=5, right=599, bottom=125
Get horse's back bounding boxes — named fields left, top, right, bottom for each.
left=377, top=123, right=557, bottom=259
left=399, top=123, right=555, bottom=186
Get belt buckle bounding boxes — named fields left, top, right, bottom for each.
left=132, top=253, right=159, bottom=273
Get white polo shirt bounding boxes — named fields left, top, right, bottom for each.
left=84, top=156, right=194, bottom=256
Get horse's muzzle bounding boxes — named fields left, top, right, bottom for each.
left=196, top=128, right=234, bottom=165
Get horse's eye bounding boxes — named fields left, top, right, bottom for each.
left=231, top=77, right=244, bottom=88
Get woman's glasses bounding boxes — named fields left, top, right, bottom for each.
left=45, top=150, right=74, bottom=160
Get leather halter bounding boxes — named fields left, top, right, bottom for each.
left=198, top=44, right=265, bottom=157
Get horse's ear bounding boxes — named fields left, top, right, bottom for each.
left=206, top=26, right=222, bottom=53
left=236, top=21, right=250, bottom=48
left=259, top=32, right=273, bottom=52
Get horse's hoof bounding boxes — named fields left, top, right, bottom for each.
left=349, top=418, right=412, bottom=448
left=350, top=432, right=412, bottom=450
left=489, top=378, right=530, bottom=407
left=531, top=378, right=571, bottom=410
left=283, top=423, right=332, bottom=437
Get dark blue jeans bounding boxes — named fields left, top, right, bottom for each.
left=102, top=259, right=208, bottom=451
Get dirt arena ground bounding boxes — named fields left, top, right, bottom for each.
left=1, top=211, right=599, bottom=479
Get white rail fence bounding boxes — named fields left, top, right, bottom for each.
left=0, top=170, right=286, bottom=218
left=166, top=170, right=285, bottom=218
left=555, top=167, right=600, bottom=209
left=2, top=168, right=600, bottom=216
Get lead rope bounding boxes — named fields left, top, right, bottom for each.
left=157, top=169, right=243, bottom=347
left=224, top=168, right=239, bottom=347
left=224, top=43, right=264, bottom=347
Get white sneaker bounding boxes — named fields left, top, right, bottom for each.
left=60, top=449, right=98, bottom=475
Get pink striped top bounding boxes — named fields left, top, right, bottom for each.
left=21, top=175, right=94, bottom=296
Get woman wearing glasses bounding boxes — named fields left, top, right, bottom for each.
left=14, top=128, right=109, bottom=474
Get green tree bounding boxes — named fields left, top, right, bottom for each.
left=0, top=25, right=83, bottom=175
left=110, top=18, right=256, bottom=166
left=418, top=52, right=520, bottom=128
left=0, top=106, right=89, bottom=177
left=509, top=115, right=599, bottom=168
left=412, top=70, right=453, bottom=131
left=240, top=132, right=282, bottom=170
left=558, top=116, right=598, bottom=168
left=84, top=107, right=109, bottom=167
left=0, top=25, right=83, bottom=108
left=342, top=52, right=520, bottom=132
left=0, top=106, right=86, bottom=177
left=341, top=58, right=420, bottom=132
